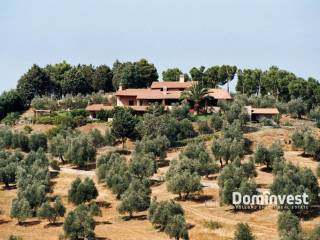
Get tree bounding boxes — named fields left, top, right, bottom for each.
left=88, top=129, right=105, bottom=148
left=117, top=179, right=151, bottom=218
left=129, top=153, right=155, bottom=179
left=29, top=133, right=48, bottom=151
left=65, top=135, right=96, bottom=167
left=162, top=68, right=183, bottom=82
left=68, top=177, right=98, bottom=205
left=0, top=151, right=23, bottom=188
left=181, top=83, right=208, bottom=115
left=180, top=141, right=218, bottom=177
left=111, top=108, right=137, bottom=148
left=104, top=129, right=117, bottom=146
left=61, top=66, right=92, bottom=95
left=277, top=211, right=301, bottom=239
left=288, top=99, right=306, bottom=119
left=148, top=199, right=185, bottom=231
left=164, top=215, right=189, bottom=240
left=271, top=162, right=319, bottom=213
left=92, top=65, right=113, bottom=92
left=37, top=197, right=65, bottom=224
left=0, top=90, right=24, bottom=120
left=189, top=66, right=205, bottom=82
left=234, top=223, right=256, bottom=240
left=63, top=204, right=96, bottom=240
left=104, top=155, right=131, bottom=199
left=10, top=197, right=32, bottom=224
left=17, top=64, right=52, bottom=103
left=166, top=170, right=202, bottom=200
left=308, top=225, right=320, bottom=240
left=44, top=61, right=72, bottom=96
left=135, top=135, right=170, bottom=160
left=49, top=134, right=68, bottom=164
left=236, top=69, right=262, bottom=95
left=112, top=59, right=158, bottom=89
left=209, top=113, right=223, bottom=131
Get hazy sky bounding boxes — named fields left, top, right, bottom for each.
left=1, top=0, right=319, bottom=93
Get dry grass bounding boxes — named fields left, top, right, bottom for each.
left=2, top=118, right=320, bottom=240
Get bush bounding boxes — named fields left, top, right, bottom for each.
left=69, top=109, right=88, bottom=118
left=104, top=129, right=117, bottom=146
left=288, top=98, right=306, bottom=118
left=96, top=109, right=113, bottom=121
left=68, top=177, right=98, bottom=205
left=234, top=223, right=255, bottom=240
left=50, top=160, right=60, bottom=171
left=23, top=125, right=33, bottom=134
left=198, top=120, right=212, bottom=134
left=89, top=129, right=105, bottom=148
left=204, top=220, right=222, bottom=230
left=2, top=112, right=20, bottom=126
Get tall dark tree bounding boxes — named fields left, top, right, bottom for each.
left=162, top=68, right=183, bottom=82
left=0, top=90, right=24, bottom=120
left=61, top=66, right=92, bottom=95
left=17, top=64, right=52, bottom=103
left=189, top=66, right=206, bottom=82
left=92, top=65, right=113, bottom=92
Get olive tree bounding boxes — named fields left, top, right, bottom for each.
left=68, top=177, right=98, bottom=205
left=37, top=197, right=65, bottom=224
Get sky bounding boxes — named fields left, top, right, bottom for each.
left=0, top=0, right=319, bottom=93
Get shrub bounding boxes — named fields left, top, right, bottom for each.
left=68, top=177, right=98, bottom=205
left=50, top=160, right=60, bottom=171
left=198, top=120, right=212, bottom=134
left=104, top=129, right=117, bottom=146
left=69, top=109, right=88, bottom=118
left=204, top=220, right=222, bottom=230
left=89, top=129, right=105, bottom=148
left=234, top=223, right=256, bottom=240
left=2, top=112, right=20, bottom=126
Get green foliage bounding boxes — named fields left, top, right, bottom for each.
left=0, top=150, right=23, bottom=188
left=271, top=162, right=319, bottom=213
left=181, top=83, right=208, bottom=114
left=63, top=204, right=96, bottom=240
left=65, top=135, right=96, bottom=167
left=31, top=97, right=58, bottom=111
left=96, top=109, right=113, bottom=121
left=129, top=153, right=155, bottom=179
left=209, top=113, right=223, bottom=131
left=164, top=214, right=189, bottom=240
left=0, top=90, right=24, bottom=121
left=61, top=66, right=93, bottom=95
left=17, top=64, right=52, bottom=103
left=49, top=134, right=68, bottom=164
left=29, top=132, right=48, bottom=151
left=162, top=68, right=183, bottom=82
left=135, top=135, right=170, bottom=161
left=277, top=211, right=301, bottom=239
left=291, top=128, right=320, bottom=160
left=197, top=120, right=212, bottom=134
left=288, top=99, right=306, bottom=119
left=136, top=113, right=196, bottom=146
left=104, top=129, right=117, bottom=146
left=234, top=223, right=256, bottom=240
left=10, top=197, right=32, bottom=224
left=253, top=141, right=283, bottom=169
left=166, top=170, right=202, bottom=200
left=92, top=64, right=113, bottom=92
left=2, top=112, right=20, bottom=126
left=117, top=179, right=151, bottom=218
left=112, top=59, right=158, bottom=89
left=218, top=159, right=257, bottom=206
left=146, top=102, right=165, bottom=116
left=68, top=177, right=98, bottom=205
left=37, top=197, right=66, bottom=223
left=170, top=104, right=191, bottom=121
left=308, top=225, right=320, bottom=240
left=103, top=153, right=131, bottom=199
left=88, top=129, right=105, bottom=148
left=69, top=109, right=88, bottom=118
left=204, top=220, right=223, bottom=230
left=111, top=108, right=137, bottom=148
left=8, top=235, right=23, bottom=240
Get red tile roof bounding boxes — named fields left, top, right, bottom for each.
left=115, top=89, right=151, bottom=96
left=206, top=88, right=232, bottom=100
left=150, top=81, right=194, bottom=89
left=251, top=108, right=279, bottom=114
left=85, top=104, right=113, bottom=111
left=136, top=91, right=181, bottom=100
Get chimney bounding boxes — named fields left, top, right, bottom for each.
left=119, top=84, right=123, bottom=91
left=179, top=74, right=185, bottom=83
left=163, top=86, right=167, bottom=94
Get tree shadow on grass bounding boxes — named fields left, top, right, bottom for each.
left=121, top=214, right=147, bottom=221
left=299, top=208, right=320, bottom=221
left=259, top=166, right=273, bottom=173
left=0, top=219, right=11, bottom=225
left=157, top=160, right=170, bottom=168
left=96, top=220, right=112, bottom=226
left=44, top=222, right=63, bottom=228
left=189, top=194, right=214, bottom=203
left=96, top=201, right=111, bottom=208
left=1, top=185, right=17, bottom=191
left=18, top=220, right=41, bottom=227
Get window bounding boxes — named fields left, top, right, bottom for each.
left=129, top=100, right=134, bottom=106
